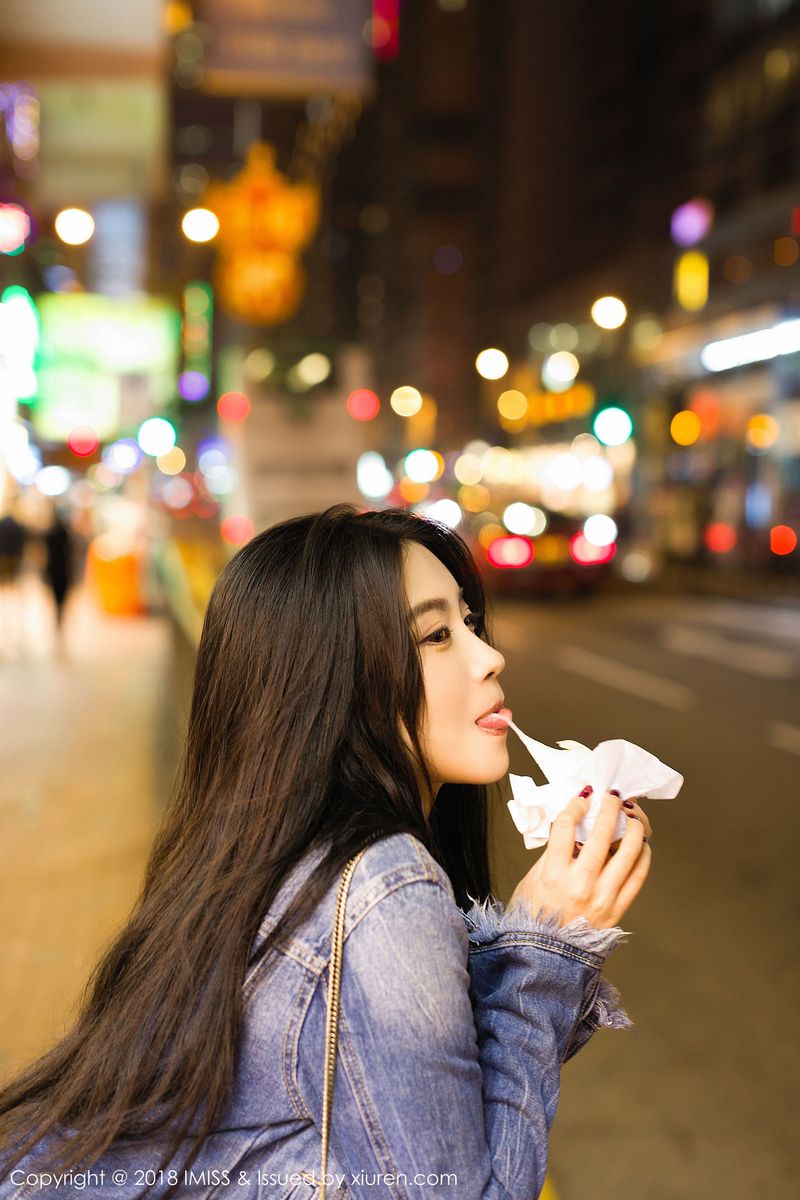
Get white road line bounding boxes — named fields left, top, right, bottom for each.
left=767, top=722, right=800, bottom=756
left=555, top=645, right=694, bottom=711
left=662, top=624, right=796, bottom=680
left=665, top=623, right=796, bottom=678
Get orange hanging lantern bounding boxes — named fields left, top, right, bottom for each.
left=204, top=142, right=320, bottom=325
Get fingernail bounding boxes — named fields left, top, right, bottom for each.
left=580, top=786, right=593, bottom=798
left=610, top=789, right=621, bottom=798
left=622, top=799, right=635, bottom=809
left=643, top=836, right=649, bottom=845
left=626, top=813, right=640, bottom=821
left=572, top=844, right=582, bottom=858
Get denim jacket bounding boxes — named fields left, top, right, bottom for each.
left=1, top=832, right=631, bottom=1200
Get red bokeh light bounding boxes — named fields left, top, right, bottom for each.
left=487, top=536, right=534, bottom=569
left=704, top=523, right=736, bottom=553
left=67, top=426, right=99, bottom=457
left=770, top=524, right=797, bottom=555
left=220, top=515, right=254, bottom=546
left=347, top=388, right=380, bottom=421
left=217, top=391, right=251, bottom=423
left=569, top=533, right=616, bottom=565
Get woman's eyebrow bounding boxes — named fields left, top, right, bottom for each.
left=410, top=586, right=464, bottom=622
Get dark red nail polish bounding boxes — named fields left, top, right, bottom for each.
left=626, top=813, right=640, bottom=821
left=580, top=785, right=593, bottom=798
left=572, top=847, right=580, bottom=858
left=610, top=789, right=621, bottom=798
left=622, top=799, right=635, bottom=809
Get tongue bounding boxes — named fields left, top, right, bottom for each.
left=476, top=707, right=512, bottom=729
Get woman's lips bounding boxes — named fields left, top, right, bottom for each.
left=475, top=706, right=512, bottom=731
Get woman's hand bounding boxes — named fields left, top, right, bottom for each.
left=508, top=789, right=652, bottom=929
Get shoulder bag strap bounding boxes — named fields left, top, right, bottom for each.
left=319, top=838, right=378, bottom=1199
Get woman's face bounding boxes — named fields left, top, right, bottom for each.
left=402, top=541, right=509, bottom=805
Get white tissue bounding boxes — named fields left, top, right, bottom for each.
left=505, top=719, right=683, bottom=848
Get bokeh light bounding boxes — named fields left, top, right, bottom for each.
left=590, top=296, right=627, bottom=329
left=674, top=250, right=709, bottom=311
left=497, top=389, right=528, bottom=419
left=217, top=391, right=251, bottom=422
left=244, top=348, right=275, bottom=382
left=178, top=370, right=210, bottom=402
left=398, top=477, right=429, bottom=503
left=138, top=417, right=176, bottom=457
left=220, top=515, right=254, bottom=545
left=704, top=523, right=737, bottom=553
left=542, top=351, right=579, bottom=392
left=593, top=406, right=633, bottom=446
left=454, top=452, right=484, bottom=485
left=746, top=413, right=779, bottom=452
left=583, top=514, right=618, bottom=546
left=770, top=525, right=797, bottom=555
left=503, top=503, right=547, bottom=536
left=54, top=207, right=94, bottom=245
left=347, top=388, right=380, bottom=421
left=570, top=533, right=616, bottom=565
left=357, top=451, right=393, bottom=498
left=102, top=439, right=142, bottom=474
left=0, top=203, right=30, bottom=254
left=181, top=208, right=219, bottom=242
left=458, top=484, right=491, bottom=512
left=67, top=426, right=99, bottom=457
left=774, top=237, right=799, bottom=267
left=487, top=535, right=534, bottom=568
left=670, top=410, right=702, bottom=446
left=475, top=348, right=509, bottom=380
left=36, top=465, right=71, bottom=496
left=670, top=198, right=713, bottom=246
left=425, top=498, right=462, bottom=527
left=390, top=385, right=423, bottom=416
left=405, top=448, right=440, bottom=483
left=157, top=447, right=187, bottom=475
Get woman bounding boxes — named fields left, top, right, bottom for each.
left=0, top=504, right=652, bottom=1199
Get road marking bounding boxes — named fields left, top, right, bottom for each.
left=662, top=624, right=795, bottom=680
left=767, top=721, right=800, bottom=755
left=555, top=645, right=694, bottom=711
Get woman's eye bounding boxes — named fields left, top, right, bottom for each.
left=424, top=612, right=484, bottom=645
left=425, top=625, right=452, bottom=644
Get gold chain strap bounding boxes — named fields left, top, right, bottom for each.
left=319, top=842, right=374, bottom=1200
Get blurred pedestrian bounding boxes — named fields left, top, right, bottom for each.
left=0, top=504, right=652, bottom=1198
left=0, top=505, right=28, bottom=654
left=41, top=507, right=75, bottom=644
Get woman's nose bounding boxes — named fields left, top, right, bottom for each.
left=472, top=638, right=505, bottom=679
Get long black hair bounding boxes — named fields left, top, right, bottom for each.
left=0, top=504, right=498, bottom=1188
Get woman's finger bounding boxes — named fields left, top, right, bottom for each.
left=575, top=792, right=623, bottom=876
left=621, top=797, right=652, bottom=840
left=608, top=840, right=652, bottom=925
left=548, top=790, right=592, bottom=864
left=597, top=807, right=647, bottom=895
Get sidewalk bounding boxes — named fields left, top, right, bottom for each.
left=0, top=579, right=171, bottom=1081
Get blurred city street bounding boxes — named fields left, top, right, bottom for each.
left=489, top=591, right=800, bottom=1200
left=0, top=583, right=170, bottom=1079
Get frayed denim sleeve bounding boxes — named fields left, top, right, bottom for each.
left=461, top=894, right=633, bottom=1063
